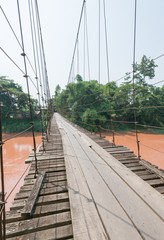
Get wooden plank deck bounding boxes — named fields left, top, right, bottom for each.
left=5, top=113, right=164, bottom=239
left=56, top=113, right=164, bottom=240
left=5, top=117, right=73, bottom=239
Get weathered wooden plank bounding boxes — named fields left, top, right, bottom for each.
left=57, top=114, right=164, bottom=240
left=22, top=171, right=45, bottom=219
left=30, top=163, right=65, bottom=170
left=30, top=159, right=65, bottom=166
left=40, top=185, right=68, bottom=196
left=34, top=202, right=70, bottom=218
left=74, top=131, right=164, bottom=240
left=155, top=186, right=164, bottom=194
left=10, top=199, right=27, bottom=211
left=8, top=224, right=73, bottom=240
left=119, top=159, right=139, bottom=164
left=77, top=123, right=164, bottom=220
left=37, top=192, right=69, bottom=206
left=39, top=148, right=63, bottom=152
left=42, top=181, right=67, bottom=189
left=140, top=159, right=164, bottom=180
left=57, top=117, right=142, bottom=240
left=24, top=169, right=66, bottom=184
left=58, top=125, right=108, bottom=239
left=25, top=170, right=66, bottom=180
left=6, top=202, right=70, bottom=224
left=139, top=174, right=159, bottom=181
left=20, top=184, right=34, bottom=192
left=15, top=185, right=67, bottom=200
left=146, top=179, right=164, bottom=187
left=43, top=175, right=67, bottom=182
left=135, top=170, right=151, bottom=176
left=11, top=192, right=69, bottom=210
left=6, top=212, right=71, bottom=238
left=102, top=145, right=123, bottom=149
left=115, top=156, right=138, bottom=161
left=107, top=150, right=134, bottom=154
left=123, top=163, right=142, bottom=167
left=24, top=178, right=37, bottom=186
left=104, top=147, right=128, bottom=152
left=25, top=153, right=64, bottom=163
left=128, top=166, right=147, bottom=171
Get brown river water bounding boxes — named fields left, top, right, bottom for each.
left=1, top=131, right=164, bottom=211
left=103, top=131, right=164, bottom=170
left=2, top=132, right=42, bottom=211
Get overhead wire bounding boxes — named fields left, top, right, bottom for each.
left=30, top=0, right=45, bottom=105
left=98, top=0, right=101, bottom=84
left=28, top=0, right=41, bottom=105
left=0, top=5, right=37, bottom=76
left=68, top=0, right=86, bottom=84
left=83, top=3, right=86, bottom=81
left=0, top=46, right=25, bottom=75
left=35, top=0, right=50, bottom=101
left=114, top=52, right=164, bottom=84
left=3, top=126, right=33, bottom=143
left=17, top=0, right=38, bottom=177
left=0, top=46, right=38, bottom=91
left=85, top=4, right=91, bottom=81
left=77, top=39, right=79, bottom=74
left=103, top=0, right=110, bottom=83
left=34, top=0, right=47, bottom=104
left=0, top=85, right=28, bottom=102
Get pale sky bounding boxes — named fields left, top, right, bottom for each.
left=0, top=0, right=164, bottom=98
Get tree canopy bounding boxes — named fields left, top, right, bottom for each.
left=54, top=55, right=164, bottom=132
left=0, top=76, right=38, bottom=118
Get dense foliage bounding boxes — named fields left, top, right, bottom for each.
left=0, top=76, right=41, bottom=132
left=54, top=56, right=164, bottom=132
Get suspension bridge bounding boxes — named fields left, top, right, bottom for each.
left=0, top=0, right=164, bottom=239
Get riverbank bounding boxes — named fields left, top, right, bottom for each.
left=2, top=132, right=42, bottom=211
left=102, top=131, right=164, bottom=170
left=2, top=117, right=42, bottom=133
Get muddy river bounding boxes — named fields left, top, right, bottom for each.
left=2, top=132, right=42, bottom=211
left=104, top=131, right=164, bottom=170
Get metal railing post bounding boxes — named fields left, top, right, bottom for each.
left=0, top=99, right=6, bottom=240
left=111, top=120, right=115, bottom=146
left=99, top=119, right=102, bottom=138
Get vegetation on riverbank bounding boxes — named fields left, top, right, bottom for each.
left=2, top=117, right=42, bottom=133
left=54, top=55, right=164, bottom=134
left=0, top=76, right=42, bottom=133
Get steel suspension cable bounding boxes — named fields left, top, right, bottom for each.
left=83, top=4, right=86, bottom=81
left=98, top=0, right=101, bottom=84
left=0, top=47, right=24, bottom=74
left=103, top=0, right=110, bottom=83
left=17, top=0, right=38, bottom=177
left=85, top=4, right=91, bottom=81
left=68, top=0, right=86, bottom=84
left=35, top=0, right=50, bottom=101
left=77, top=39, right=80, bottom=74
left=0, top=89, right=5, bottom=240
left=34, top=0, right=47, bottom=104
left=28, top=0, right=45, bottom=151
left=102, top=0, right=114, bottom=143
left=0, top=46, right=38, bottom=90
left=114, top=53, right=164, bottom=84
left=30, top=0, right=45, bottom=106
left=0, top=5, right=37, bottom=76
left=132, top=0, right=141, bottom=160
